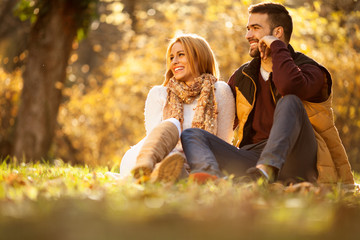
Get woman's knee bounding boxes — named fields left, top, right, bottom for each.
left=164, top=118, right=181, bottom=136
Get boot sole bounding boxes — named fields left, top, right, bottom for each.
left=132, top=166, right=152, bottom=179
left=150, top=153, right=184, bottom=183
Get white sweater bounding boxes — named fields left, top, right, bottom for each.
left=119, top=81, right=235, bottom=178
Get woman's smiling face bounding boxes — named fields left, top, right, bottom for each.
left=169, top=42, right=196, bottom=85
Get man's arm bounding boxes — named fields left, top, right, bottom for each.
left=259, top=37, right=325, bottom=101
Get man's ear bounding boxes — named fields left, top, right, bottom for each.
left=273, top=26, right=284, bottom=39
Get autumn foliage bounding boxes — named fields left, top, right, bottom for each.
left=1, top=0, right=360, bottom=170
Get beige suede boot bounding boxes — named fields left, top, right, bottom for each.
left=132, top=121, right=179, bottom=179
left=150, top=151, right=185, bottom=183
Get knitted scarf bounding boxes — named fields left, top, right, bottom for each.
left=163, top=73, right=218, bottom=135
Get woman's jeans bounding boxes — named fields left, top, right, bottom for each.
left=180, top=95, right=318, bottom=183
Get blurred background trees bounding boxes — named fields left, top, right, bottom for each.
left=0, top=0, right=360, bottom=170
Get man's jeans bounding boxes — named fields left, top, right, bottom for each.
left=181, top=95, right=318, bottom=183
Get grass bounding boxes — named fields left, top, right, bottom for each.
left=1, top=161, right=360, bottom=240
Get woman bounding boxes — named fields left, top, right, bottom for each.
left=119, top=33, right=235, bottom=183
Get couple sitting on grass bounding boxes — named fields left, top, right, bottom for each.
left=119, top=2, right=355, bottom=187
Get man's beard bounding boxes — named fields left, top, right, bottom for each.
left=249, top=47, right=260, bottom=58
left=248, top=28, right=275, bottom=58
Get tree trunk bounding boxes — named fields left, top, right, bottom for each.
left=13, top=0, right=79, bottom=161
left=122, top=0, right=138, bottom=32
left=0, top=0, right=19, bottom=38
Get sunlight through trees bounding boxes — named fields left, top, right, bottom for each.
left=0, top=0, right=360, bottom=169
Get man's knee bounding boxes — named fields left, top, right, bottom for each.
left=181, top=128, right=204, bottom=140
left=280, top=94, right=301, bottom=103
left=180, top=128, right=204, bottom=142
left=278, top=94, right=304, bottom=110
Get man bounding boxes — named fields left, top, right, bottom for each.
left=180, top=2, right=354, bottom=185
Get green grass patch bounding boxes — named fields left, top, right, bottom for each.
left=1, top=161, right=360, bottom=240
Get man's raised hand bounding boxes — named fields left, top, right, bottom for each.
left=259, top=35, right=279, bottom=60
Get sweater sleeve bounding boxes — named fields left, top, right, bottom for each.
left=214, top=81, right=235, bottom=143
left=271, top=40, right=325, bottom=101
left=144, top=85, right=167, bottom=135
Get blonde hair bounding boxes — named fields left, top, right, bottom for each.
left=163, top=33, right=219, bottom=86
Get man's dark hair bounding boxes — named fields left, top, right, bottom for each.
left=249, top=2, right=293, bottom=43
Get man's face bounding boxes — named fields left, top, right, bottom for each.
left=245, top=13, right=273, bottom=58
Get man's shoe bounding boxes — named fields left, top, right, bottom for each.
left=245, top=167, right=269, bottom=183
left=189, top=172, right=218, bottom=184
